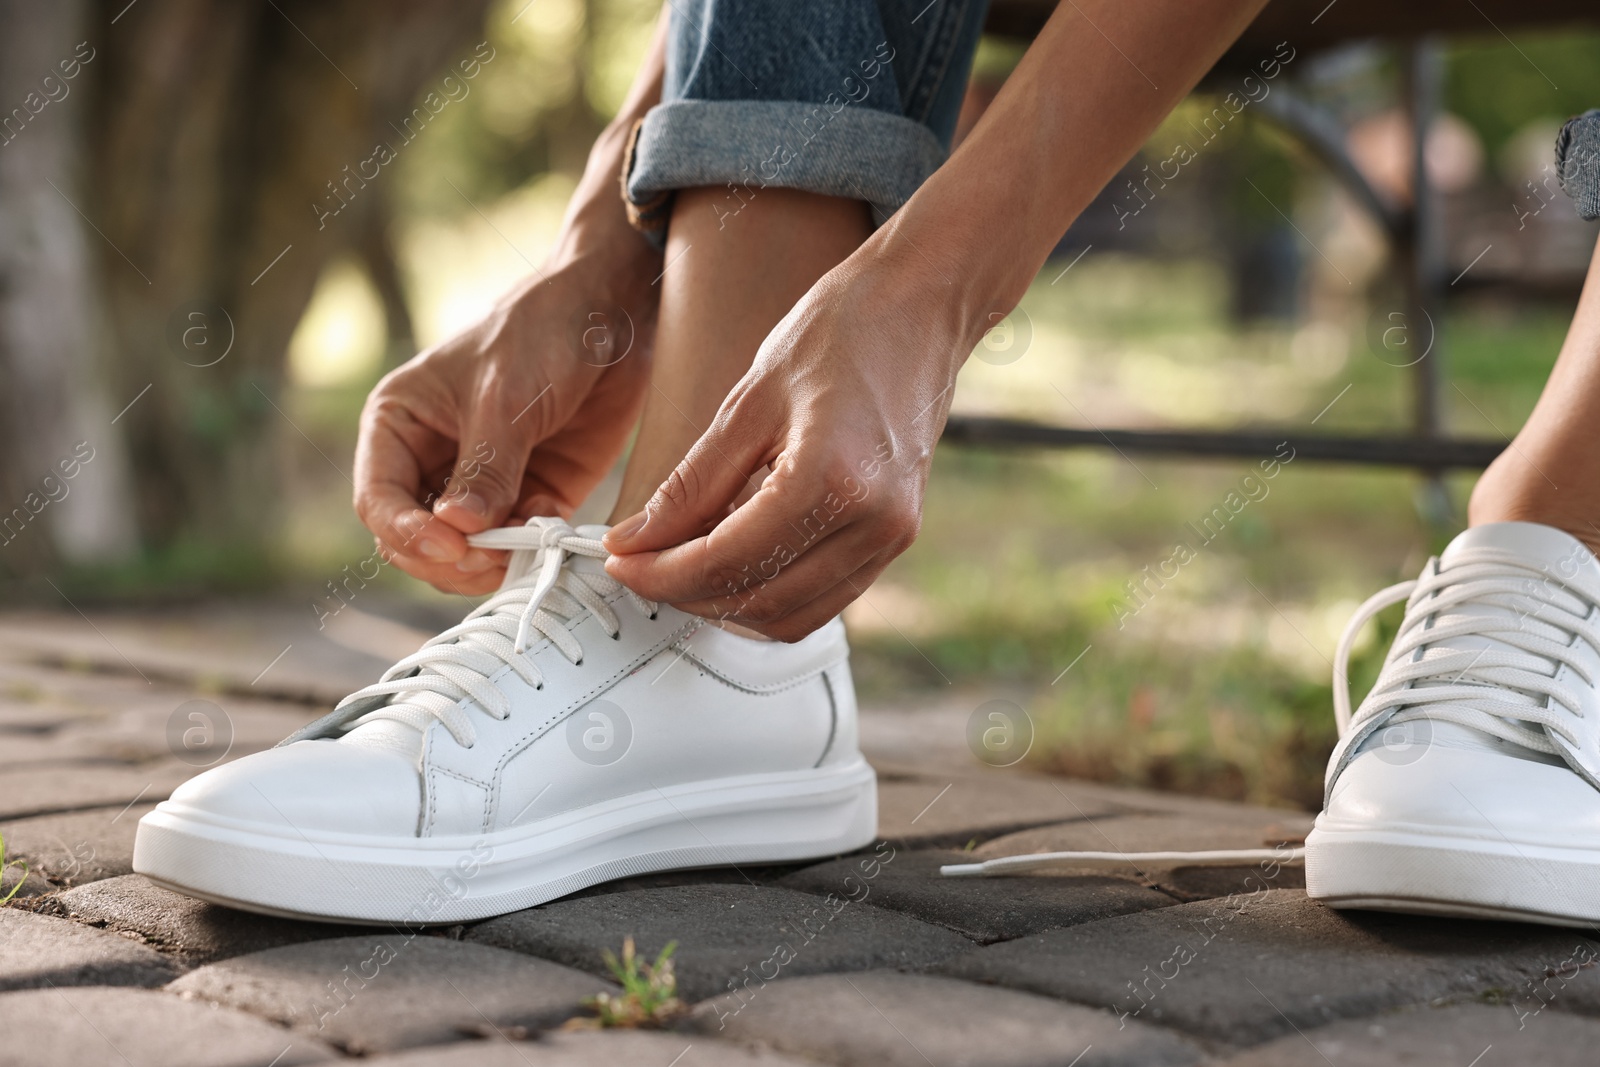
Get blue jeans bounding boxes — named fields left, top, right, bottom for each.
left=623, top=0, right=990, bottom=243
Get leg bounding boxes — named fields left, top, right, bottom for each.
left=606, top=187, right=872, bottom=522
left=605, top=0, right=989, bottom=521
left=1469, top=233, right=1600, bottom=548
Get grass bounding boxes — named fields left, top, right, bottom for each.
left=1, top=833, right=29, bottom=906
left=847, top=445, right=1421, bottom=809
left=566, top=938, right=686, bottom=1029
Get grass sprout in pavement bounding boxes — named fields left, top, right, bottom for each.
left=566, top=937, right=686, bottom=1029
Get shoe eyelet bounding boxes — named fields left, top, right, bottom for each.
left=611, top=631, right=621, bottom=641
left=648, top=611, right=658, bottom=620
left=575, top=658, right=584, bottom=667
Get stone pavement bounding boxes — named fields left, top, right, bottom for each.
left=3, top=602, right=1599, bottom=1066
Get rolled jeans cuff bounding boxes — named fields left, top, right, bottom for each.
left=622, top=99, right=946, bottom=245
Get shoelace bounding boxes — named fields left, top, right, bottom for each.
left=944, top=543, right=1600, bottom=879
left=941, top=846, right=1305, bottom=878
left=1329, top=546, right=1600, bottom=754
left=339, top=517, right=658, bottom=749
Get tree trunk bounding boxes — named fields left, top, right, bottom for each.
left=88, top=0, right=490, bottom=556
left=0, top=0, right=139, bottom=577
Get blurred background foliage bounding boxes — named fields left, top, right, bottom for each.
left=8, top=0, right=1600, bottom=809
left=396, top=0, right=659, bottom=217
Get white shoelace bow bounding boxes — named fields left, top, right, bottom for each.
left=339, top=518, right=657, bottom=749
left=945, top=542, right=1600, bottom=879
left=1331, top=546, right=1600, bottom=756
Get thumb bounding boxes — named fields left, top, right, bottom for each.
left=604, top=416, right=768, bottom=555
left=432, top=413, right=535, bottom=534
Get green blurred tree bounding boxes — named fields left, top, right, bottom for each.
left=1446, top=33, right=1600, bottom=165
left=395, top=0, right=658, bottom=221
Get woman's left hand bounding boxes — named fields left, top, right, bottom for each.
left=603, top=251, right=971, bottom=641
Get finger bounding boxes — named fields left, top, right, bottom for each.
left=377, top=538, right=508, bottom=596
left=517, top=362, right=654, bottom=522
left=510, top=453, right=595, bottom=524
left=645, top=509, right=888, bottom=620
left=710, top=550, right=897, bottom=643
left=431, top=382, right=542, bottom=535
left=354, top=414, right=472, bottom=565
left=607, top=444, right=891, bottom=603
left=510, top=489, right=566, bottom=525
left=369, top=500, right=504, bottom=581
left=602, top=404, right=773, bottom=555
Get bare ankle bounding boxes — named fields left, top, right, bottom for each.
left=1469, top=453, right=1600, bottom=552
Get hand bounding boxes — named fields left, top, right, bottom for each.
left=355, top=259, right=654, bottom=595
left=602, top=257, right=968, bottom=640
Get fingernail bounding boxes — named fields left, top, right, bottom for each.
left=607, top=512, right=646, bottom=543
left=456, top=549, right=494, bottom=574
left=418, top=537, right=456, bottom=562
left=398, top=514, right=457, bottom=561
left=444, top=491, right=492, bottom=520
left=396, top=512, right=429, bottom=544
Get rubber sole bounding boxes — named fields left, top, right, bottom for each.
left=1305, top=822, right=1600, bottom=929
left=133, top=757, right=877, bottom=924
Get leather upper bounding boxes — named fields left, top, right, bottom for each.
left=168, top=596, right=854, bottom=840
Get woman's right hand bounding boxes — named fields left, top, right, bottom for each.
left=353, top=256, right=656, bottom=595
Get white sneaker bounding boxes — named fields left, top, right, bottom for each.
left=134, top=518, right=876, bottom=923
left=1305, top=521, right=1600, bottom=927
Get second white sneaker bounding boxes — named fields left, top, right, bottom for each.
left=1306, top=521, right=1600, bottom=927
left=134, top=517, right=876, bottom=923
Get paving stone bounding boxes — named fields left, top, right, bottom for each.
left=558, top=863, right=807, bottom=901
left=0, top=986, right=336, bottom=1066
left=0, top=733, right=118, bottom=764
left=0, top=709, right=183, bottom=766
left=876, top=773, right=1127, bottom=848
left=777, top=848, right=1175, bottom=943
left=1145, top=863, right=1305, bottom=902
left=975, top=814, right=1307, bottom=902
left=0, top=697, right=79, bottom=734
left=49, top=700, right=313, bottom=766
left=0, top=659, right=144, bottom=727
left=857, top=692, right=1003, bottom=775
left=0, top=659, right=316, bottom=770
left=168, top=934, right=614, bottom=1055
left=467, top=883, right=973, bottom=1002
left=690, top=970, right=1201, bottom=1067
left=364, top=1029, right=816, bottom=1066
left=0, top=603, right=413, bottom=706
left=1080, top=787, right=1317, bottom=832
left=1, top=803, right=156, bottom=886
left=1215, top=1001, right=1600, bottom=1066
left=871, top=752, right=1318, bottom=829
left=0, top=760, right=193, bottom=821
left=52, top=875, right=368, bottom=962
left=1482, top=933, right=1600, bottom=1020
left=0, top=657, right=232, bottom=732
left=0, top=860, right=54, bottom=899
left=0, top=908, right=178, bottom=990
left=936, top=889, right=1600, bottom=1045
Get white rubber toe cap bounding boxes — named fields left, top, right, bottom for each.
left=160, top=739, right=423, bottom=837
left=1324, top=740, right=1600, bottom=847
